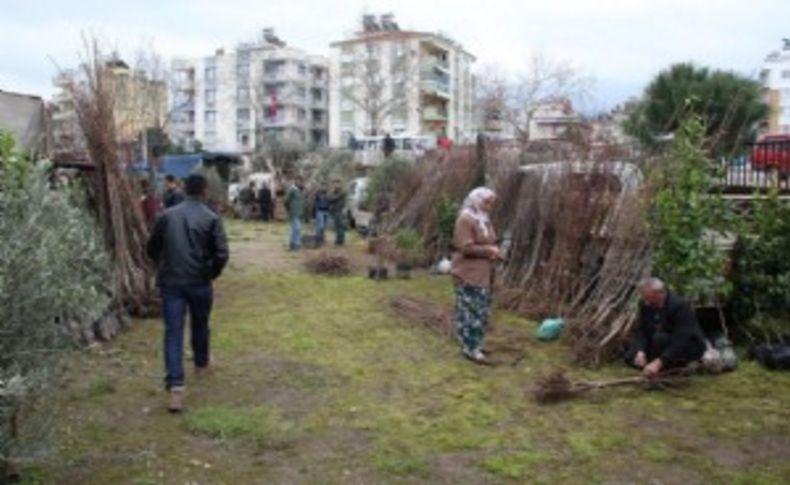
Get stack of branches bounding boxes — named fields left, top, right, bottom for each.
left=388, top=295, right=454, bottom=338
left=383, top=146, right=518, bottom=261
left=69, top=40, right=157, bottom=316
left=496, top=161, right=652, bottom=365
left=304, top=252, right=351, bottom=276
left=532, top=368, right=693, bottom=404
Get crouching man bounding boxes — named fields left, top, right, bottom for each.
left=625, top=277, right=706, bottom=377
left=147, top=174, right=229, bottom=412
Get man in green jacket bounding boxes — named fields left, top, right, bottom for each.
left=285, top=177, right=305, bottom=250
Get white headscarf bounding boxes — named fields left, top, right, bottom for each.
left=460, top=187, right=496, bottom=237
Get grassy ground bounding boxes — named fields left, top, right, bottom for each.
left=24, top=220, right=790, bottom=484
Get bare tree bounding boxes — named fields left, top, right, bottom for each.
left=340, top=38, right=418, bottom=136
left=478, top=55, right=590, bottom=147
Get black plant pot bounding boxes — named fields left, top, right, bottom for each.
left=368, top=265, right=389, bottom=280
left=395, top=262, right=413, bottom=279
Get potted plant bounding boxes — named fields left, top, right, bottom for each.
left=393, top=228, right=424, bottom=279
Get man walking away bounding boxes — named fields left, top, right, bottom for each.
left=147, top=174, right=229, bottom=413
left=313, top=186, right=330, bottom=245
left=285, top=177, right=305, bottom=250
left=328, top=179, right=347, bottom=246
left=163, top=174, right=185, bottom=209
left=258, top=183, right=273, bottom=222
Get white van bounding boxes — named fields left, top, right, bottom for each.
left=347, top=177, right=372, bottom=230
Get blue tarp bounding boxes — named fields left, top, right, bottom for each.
left=130, top=152, right=242, bottom=179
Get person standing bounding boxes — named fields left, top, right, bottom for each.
left=450, top=187, right=501, bottom=364
left=328, top=179, right=347, bottom=246
left=285, top=177, right=305, bottom=250
left=383, top=132, right=396, bottom=159
left=146, top=174, right=229, bottom=412
left=313, top=186, right=330, bottom=245
left=257, top=183, right=273, bottom=222
left=162, top=174, right=185, bottom=209
left=238, top=181, right=256, bottom=220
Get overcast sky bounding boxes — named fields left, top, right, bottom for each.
left=1, top=0, right=787, bottom=111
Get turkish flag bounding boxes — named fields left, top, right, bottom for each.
left=268, top=94, right=279, bottom=119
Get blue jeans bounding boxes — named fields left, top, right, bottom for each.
left=315, top=210, right=329, bottom=244
left=160, top=285, right=213, bottom=390
left=332, top=211, right=346, bottom=245
left=289, top=216, right=302, bottom=249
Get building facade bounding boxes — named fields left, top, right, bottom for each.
left=170, top=29, right=329, bottom=153
left=760, top=39, right=790, bottom=134
left=329, top=14, right=475, bottom=147
left=51, top=59, right=167, bottom=162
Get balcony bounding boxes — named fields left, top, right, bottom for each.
left=422, top=106, right=448, bottom=121
left=420, top=80, right=450, bottom=99
left=421, top=56, right=450, bottom=74
left=263, top=115, right=293, bottom=127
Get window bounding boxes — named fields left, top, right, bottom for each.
left=237, top=87, right=250, bottom=103
left=298, top=63, right=307, bottom=76
left=205, top=89, right=216, bottom=106
left=205, top=110, right=217, bottom=123
left=311, top=88, right=323, bottom=103
left=237, top=130, right=250, bottom=146
left=296, top=87, right=306, bottom=99
left=204, top=66, right=217, bottom=83
left=237, top=63, right=250, bottom=79
left=237, top=108, right=250, bottom=121
left=297, top=108, right=306, bottom=121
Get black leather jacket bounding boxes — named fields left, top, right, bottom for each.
left=146, top=198, right=229, bottom=287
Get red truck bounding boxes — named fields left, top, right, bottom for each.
left=751, top=134, right=790, bottom=175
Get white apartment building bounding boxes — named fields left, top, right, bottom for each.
left=760, top=39, right=790, bottom=134
left=328, top=14, right=475, bottom=147
left=170, top=29, right=329, bottom=153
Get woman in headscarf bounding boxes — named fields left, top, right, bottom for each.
left=450, top=187, right=501, bottom=364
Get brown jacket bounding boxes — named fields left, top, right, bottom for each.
left=450, top=213, right=497, bottom=288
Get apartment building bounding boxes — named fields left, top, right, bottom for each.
left=760, top=39, right=790, bottom=134
left=51, top=58, right=167, bottom=161
left=479, top=98, right=581, bottom=142
left=328, top=14, right=475, bottom=147
left=170, top=29, right=329, bottom=153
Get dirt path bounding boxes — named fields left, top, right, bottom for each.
left=28, top=220, right=790, bottom=484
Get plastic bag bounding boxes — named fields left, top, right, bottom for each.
left=537, top=318, right=565, bottom=342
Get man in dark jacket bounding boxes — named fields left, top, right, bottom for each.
left=328, top=179, right=347, bottom=246
left=625, top=277, right=706, bottom=376
left=163, top=174, right=184, bottom=209
left=313, top=186, right=330, bottom=245
left=257, top=183, right=273, bottom=222
left=147, top=174, right=229, bottom=412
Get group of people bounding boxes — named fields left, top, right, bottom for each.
left=284, top=177, right=347, bottom=250
left=145, top=175, right=707, bottom=412
left=237, top=182, right=274, bottom=222
left=449, top=187, right=707, bottom=372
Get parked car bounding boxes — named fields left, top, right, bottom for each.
left=751, top=134, right=790, bottom=175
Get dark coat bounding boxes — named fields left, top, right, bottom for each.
left=633, top=293, right=706, bottom=364
left=147, top=198, right=229, bottom=287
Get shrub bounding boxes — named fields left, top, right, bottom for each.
left=393, top=228, right=424, bottom=265
left=647, top=115, right=733, bottom=303
left=729, top=188, right=790, bottom=340
left=0, top=131, right=110, bottom=469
